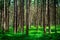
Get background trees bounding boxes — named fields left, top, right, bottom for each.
left=0, top=0, right=60, bottom=35
left=0, top=0, right=10, bottom=32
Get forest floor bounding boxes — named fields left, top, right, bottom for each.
left=0, top=25, right=60, bottom=40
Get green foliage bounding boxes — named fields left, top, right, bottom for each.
left=0, top=25, right=60, bottom=40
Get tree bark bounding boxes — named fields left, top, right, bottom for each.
left=46, top=0, right=50, bottom=33
left=54, top=0, right=57, bottom=33
left=13, top=0, right=18, bottom=33
left=26, top=0, right=30, bottom=35
left=20, top=0, right=24, bottom=33
left=42, top=0, right=46, bottom=33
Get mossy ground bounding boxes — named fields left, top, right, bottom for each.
left=0, top=25, right=60, bottom=40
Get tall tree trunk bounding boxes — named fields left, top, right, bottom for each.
left=0, top=3, right=2, bottom=30
left=40, top=0, right=43, bottom=27
left=26, top=0, right=30, bottom=35
left=20, top=0, right=24, bottom=33
left=14, top=0, right=18, bottom=33
left=0, top=10, right=2, bottom=31
left=54, top=0, right=57, bottom=33
left=1, top=9, right=4, bottom=32
left=56, top=0, right=58, bottom=31
left=46, top=0, right=50, bottom=33
left=34, top=0, right=36, bottom=27
left=4, top=0, right=7, bottom=31
left=6, top=0, right=9, bottom=31
left=29, top=0, right=31, bottom=28
left=36, top=0, right=39, bottom=30
left=43, top=0, right=46, bottom=33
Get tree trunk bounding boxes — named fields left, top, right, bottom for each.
left=54, top=0, right=57, bottom=33
left=6, top=0, right=9, bottom=31
left=14, top=0, right=18, bottom=33
left=20, top=0, right=24, bottom=33
left=1, top=9, right=4, bottom=32
left=43, top=0, right=46, bottom=34
left=4, top=0, right=7, bottom=31
left=40, top=0, right=44, bottom=27
left=26, top=0, right=30, bottom=35
left=0, top=9, right=2, bottom=30
left=46, top=0, right=50, bottom=33
left=29, top=0, right=31, bottom=28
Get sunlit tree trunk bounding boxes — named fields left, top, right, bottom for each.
left=4, top=0, right=7, bottom=31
